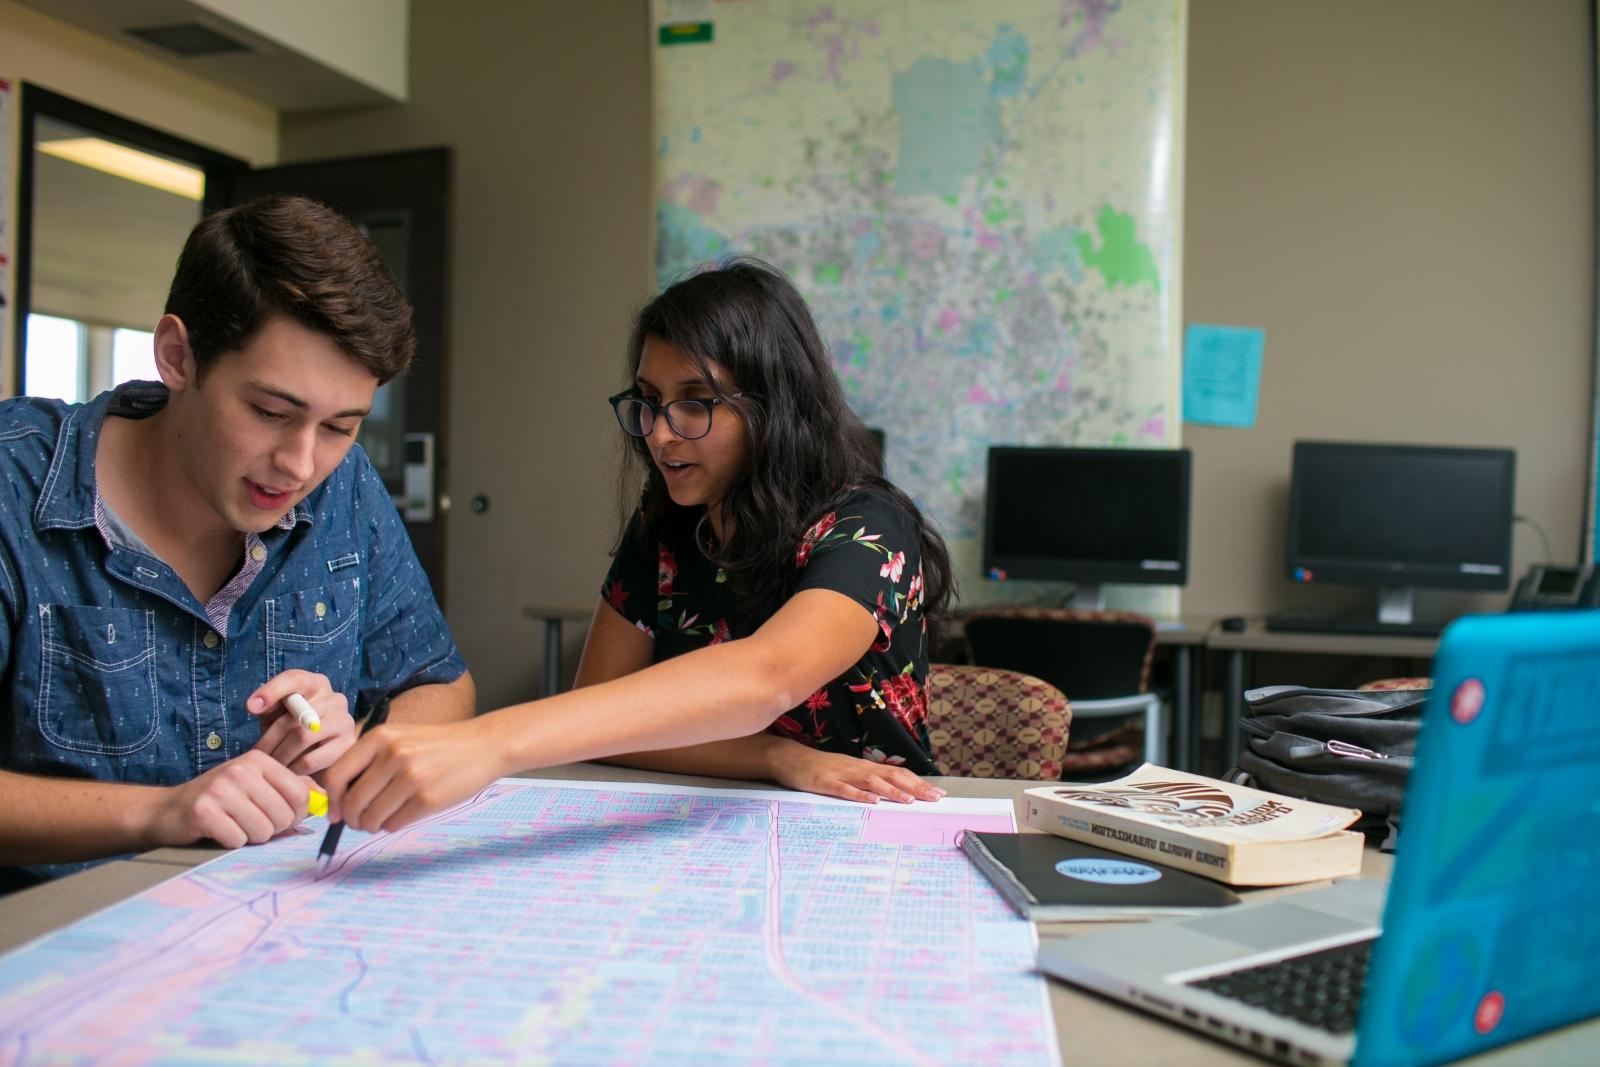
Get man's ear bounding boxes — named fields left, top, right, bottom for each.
left=152, top=314, right=197, bottom=392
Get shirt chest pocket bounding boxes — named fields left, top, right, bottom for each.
left=265, top=578, right=362, bottom=689
left=39, top=605, right=160, bottom=756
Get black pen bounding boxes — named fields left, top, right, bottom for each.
left=314, top=689, right=391, bottom=879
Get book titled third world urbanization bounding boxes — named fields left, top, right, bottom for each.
left=1022, top=764, right=1364, bottom=886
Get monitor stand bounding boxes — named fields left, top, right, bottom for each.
left=1376, top=587, right=1416, bottom=626
left=1071, top=583, right=1106, bottom=611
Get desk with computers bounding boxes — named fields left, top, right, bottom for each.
left=971, top=436, right=1539, bottom=769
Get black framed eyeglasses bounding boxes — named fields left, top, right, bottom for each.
left=607, top=391, right=740, bottom=440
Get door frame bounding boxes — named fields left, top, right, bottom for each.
left=11, top=83, right=247, bottom=395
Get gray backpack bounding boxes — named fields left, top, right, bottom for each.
left=1227, top=684, right=1428, bottom=849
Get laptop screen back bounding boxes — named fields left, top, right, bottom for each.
left=1354, top=611, right=1600, bottom=1066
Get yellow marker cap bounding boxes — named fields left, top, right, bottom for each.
left=308, top=790, right=328, bottom=818
left=310, top=722, right=321, bottom=733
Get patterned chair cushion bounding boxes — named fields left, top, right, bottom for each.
left=1358, top=677, right=1433, bottom=692
left=925, top=664, right=1072, bottom=780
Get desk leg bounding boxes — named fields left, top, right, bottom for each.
left=541, top=620, right=564, bottom=698
left=1171, top=647, right=1193, bottom=772
left=1222, top=649, right=1246, bottom=775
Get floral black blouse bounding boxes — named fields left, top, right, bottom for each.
left=600, top=487, right=939, bottom=774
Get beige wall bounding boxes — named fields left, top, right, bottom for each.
left=1183, top=0, right=1594, bottom=624
left=280, top=0, right=654, bottom=709
left=277, top=0, right=1595, bottom=708
left=0, top=0, right=279, bottom=390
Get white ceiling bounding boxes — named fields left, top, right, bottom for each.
left=17, top=0, right=400, bottom=111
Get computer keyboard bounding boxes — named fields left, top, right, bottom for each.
left=1264, top=611, right=1443, bottom=638
left=1189, top=938, right=1373, bottom=1034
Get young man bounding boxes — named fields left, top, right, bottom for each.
left=0, top=195, right=474, bottom=888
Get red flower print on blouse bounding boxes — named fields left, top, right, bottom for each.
left=604, top=580, right=629, bottom=613
left=708, top=618, right=731, bottom=645
left=771, top=714, right=808, bottom=740
left=871, top=592, right=894, bottom=652
left=657, top=546, right=678, bottom=595
left=879, top=672, right=927, bottom=733
left=805, top=688, right=831, bottom=711
left=795, top=512, right=838, bottom=568
left=879, top=550, right=905, bottom=583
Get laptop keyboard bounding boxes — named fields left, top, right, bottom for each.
left=1188, top=939, right=1374, bottom=1034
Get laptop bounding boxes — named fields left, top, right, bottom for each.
left=1037, top=610, right=1600, bottom=1066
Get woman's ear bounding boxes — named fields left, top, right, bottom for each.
left=151, top=314, right=197, bottom=392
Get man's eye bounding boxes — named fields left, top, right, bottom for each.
left=252, top=405, right=289, bottom=422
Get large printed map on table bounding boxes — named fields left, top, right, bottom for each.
left=0, top=779, right=1059, bottom=1066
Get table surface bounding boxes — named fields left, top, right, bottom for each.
left=13, top=763, right=1596, bottom=1065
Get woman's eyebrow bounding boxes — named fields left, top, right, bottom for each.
left=634, top=374, right=712, bottom=389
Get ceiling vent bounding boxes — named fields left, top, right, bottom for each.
left=123, top=22, right=250, bottom=58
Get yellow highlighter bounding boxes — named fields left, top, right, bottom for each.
left=308, top=789, right=329, bottom=818
left=285, top=692, right=322, bottom=733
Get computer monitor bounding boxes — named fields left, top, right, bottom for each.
left=1285, top=440, right=1516, bottom=624
left=983, top=445, right=1191, bottom=609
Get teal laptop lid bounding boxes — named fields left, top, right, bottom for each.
left=1354, top=611, right=1600, bottom=1066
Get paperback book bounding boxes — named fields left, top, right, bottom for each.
left=1022, top=764, right=1364, bottom=886
left=959, top=831, right=1241, bottom=921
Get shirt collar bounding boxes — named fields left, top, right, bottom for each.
left=34, top=380, right=311, bottom=535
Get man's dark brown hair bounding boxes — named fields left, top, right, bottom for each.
left=164, top=194, right=415, bottom=383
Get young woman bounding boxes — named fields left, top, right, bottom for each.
left=324, top=259, right=954, bottom=832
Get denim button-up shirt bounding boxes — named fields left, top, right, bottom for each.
left=1, top=384, right=467, bottom=881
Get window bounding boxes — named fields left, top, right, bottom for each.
left=24, top=314, right=86, bottom=402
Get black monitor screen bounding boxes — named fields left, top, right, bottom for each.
left=983, top=446, right=1191, bottom=585
left=1286, top=441, right=1515, bottom=591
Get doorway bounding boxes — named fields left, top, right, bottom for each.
left=12, top=85, right=243, bottom=401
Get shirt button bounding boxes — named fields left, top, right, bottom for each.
left=315, top=602, right=327, bottom=618
left=251, top=545, right=267, bottom=562
left=203, top=631, right=220, bottom=649
left=205, top=732, right=222, bottom=750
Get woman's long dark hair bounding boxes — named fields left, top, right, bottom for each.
left=617, top=257, right=952, bottom=632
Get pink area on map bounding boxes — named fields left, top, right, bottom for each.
left=824, top=38, right=845, bottom=81
left=976, top=230, right=1002, bottom=252
left=937, top=307, right=961, bottom=332
left=772, top=60, right=795, bottom=83
left=860, top=811, right=1015, bottom=846
left=1141, top=415, right=1165, bottom=439
left=1053, top=373, right=1072, bottom=392
left=965, top=384, right=998, bottom=405
left=662, top=173, right=722, bottom=215
left=1063, top=0, right=1115, bottom=55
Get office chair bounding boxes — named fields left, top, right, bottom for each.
left=962, top=607, right=1164, bottom=774
left=924, top=664, right=1072, bottom=780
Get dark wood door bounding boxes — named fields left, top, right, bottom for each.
left=221, top=149, right=452, bottom=604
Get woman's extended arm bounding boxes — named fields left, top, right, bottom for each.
left=323, top=587, right=931, bottom=830
left=575, top=600, right=939, bottom=803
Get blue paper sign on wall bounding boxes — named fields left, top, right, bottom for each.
left=1183, top=324, right=1264, bottom=428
